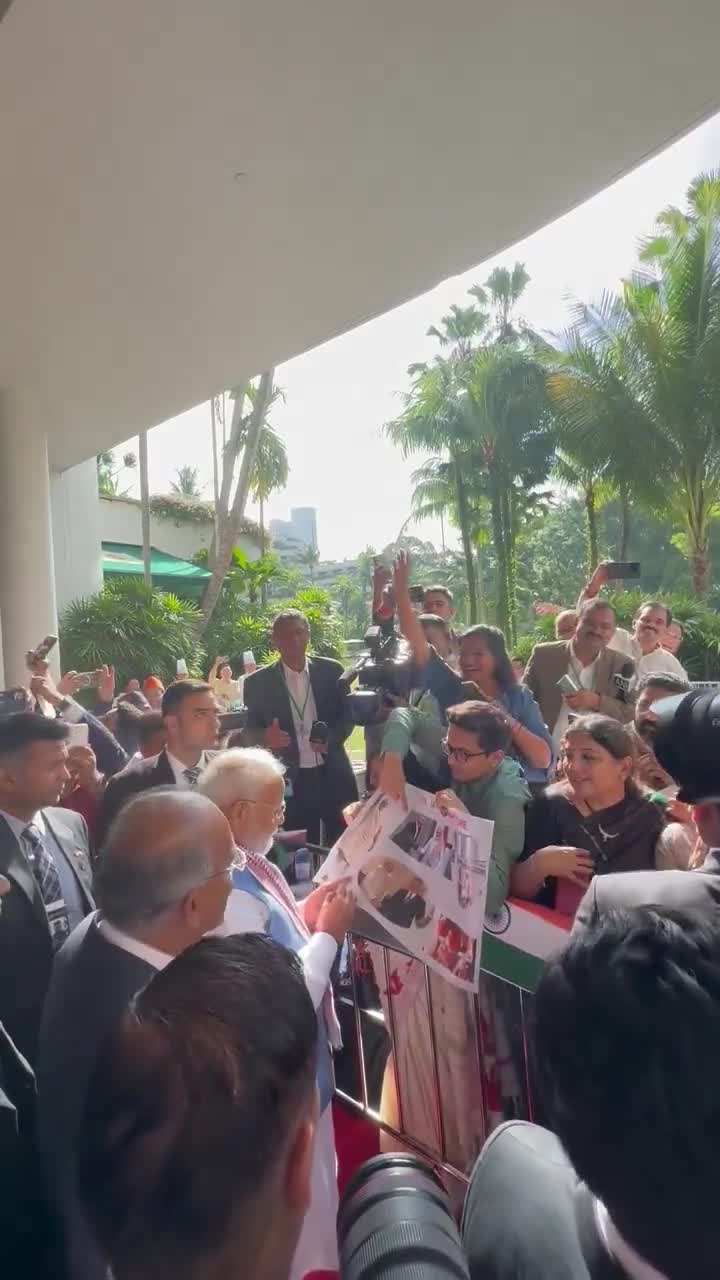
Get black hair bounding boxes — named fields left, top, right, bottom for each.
left=460, top=624, right=517, bottom=689
left=446, top=700, right=512, bottom=754
left=77, top=935, right=316, bottom=1280
left=118, top=689, right=151, bottom=712
left=161, top=680, right=213, bottom=719
left=423, top=584, right=454, bottom=605
left=136, top=711, right=165, bottom=745
left=0, top=713, right=69, bottom=759
left=271, top=608, right=309, bottom=634
left=635, top=599, right=673, bottom=626
left=635, top=671, right=690, bottom=697
left=578, top=598, right=616, bottom=622
left=534, top=906, right=720, bottom=1280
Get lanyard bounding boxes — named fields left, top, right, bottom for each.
left=283, top=668, right=312, bottom=725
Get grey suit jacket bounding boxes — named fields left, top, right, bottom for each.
left=524, top=640, right=635, bottom=733
left=37, top=913, right=156, bottom=1280
left=574, top=854, right=720, bottom=934
left=0, top=808, right=93, bottom=1065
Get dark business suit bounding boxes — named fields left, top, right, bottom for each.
left=243, top=656, right=358, bottom=844
left=37, top=913, right=157, bottom=1280
left=0, top=809, right=93, bottom=1066
left=574, top=852, right=720, bottom=934
left=524, top=640, right=635, bottom=733
left=462, top=1122, right=624, bottom=1278
left=95, top=748, right=176, bottom=851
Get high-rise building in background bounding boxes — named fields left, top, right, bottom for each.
left=269, top=506, right=319, bottom=561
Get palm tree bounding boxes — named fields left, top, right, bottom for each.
left=546, top=171, right=720, bottom=597
left=460, top=346, right=553, bottom=640
left=171, top=465, right=202, bottom=498
left=250, top=424, right=289, bottom=558
left=201, top=370, right=275, bottom=626
left=386, top=359, right=481, bottom=621
left=301, top=544, right=320, bottom=584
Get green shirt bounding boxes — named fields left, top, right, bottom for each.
left=381, top=693, right=445, bottom=775
left=456, top=758, right=530, bottom=917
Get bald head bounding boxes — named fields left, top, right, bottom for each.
left=96, top=789, right=234, bottom=938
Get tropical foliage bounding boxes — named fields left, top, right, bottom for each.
left=387, top=169, right=720, bottom=611
left=60, top=580, right=205, bottom=686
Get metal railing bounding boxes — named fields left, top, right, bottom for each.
left=333, top=913, right=538, bottom=1192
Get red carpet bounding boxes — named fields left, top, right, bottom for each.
left=303, top=1103, right=380, bottom=1280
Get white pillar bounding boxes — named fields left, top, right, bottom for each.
left=0, top=389, right=59, bottom=686
left=51, top=458, right=104, bottom=613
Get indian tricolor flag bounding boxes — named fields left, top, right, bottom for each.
left=480, top=898, right=571, bottom=992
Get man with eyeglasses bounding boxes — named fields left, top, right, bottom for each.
left=199, top=747, right=354, bottom=1280
left=436, top=701, right=530, bottom=917
left=36, top=788, right=237, bottom=1280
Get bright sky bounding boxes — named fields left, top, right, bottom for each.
left=121, top=111, right=720, bottom=561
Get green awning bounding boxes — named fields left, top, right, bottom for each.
left=102, top=542, right=211, bottom=601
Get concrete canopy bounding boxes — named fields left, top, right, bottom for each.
left=1, top=0, right=719, bottom=470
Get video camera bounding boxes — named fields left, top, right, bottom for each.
left=340, top=626, right=412, bottom=726
left=652, top=688, right=720, bottom=803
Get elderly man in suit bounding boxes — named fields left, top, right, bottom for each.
left=95, top=679, right=220, bottom=848
left=524, top=600, right=635, bottom=750
left=0, top=714, right=93, bottom=1066
left=243, top=609, right=358, bottom=844
left=36, top=787, right=236, bottom=1280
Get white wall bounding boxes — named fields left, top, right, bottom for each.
left=99, top=496, right=261, bottom=563
left=51, top=459, right=104, bottom=612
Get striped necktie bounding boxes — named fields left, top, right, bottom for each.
left=183, top=766, right=202, bottom=786
left=23, top=823, right=70, bottom=951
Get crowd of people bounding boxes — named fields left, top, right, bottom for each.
left=1, top=554, right=719, bottom=1280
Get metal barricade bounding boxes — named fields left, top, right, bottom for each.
left=333, top=914, right=538, bottom=1194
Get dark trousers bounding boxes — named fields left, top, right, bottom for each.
left=285, top=766, right=346, bottom=848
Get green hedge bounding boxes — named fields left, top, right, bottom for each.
left=512, top=591, right=720, bottom=680
left=60, top=581, right=345, bottom=687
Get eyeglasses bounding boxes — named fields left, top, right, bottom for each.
left=204, top=851, right=245, bottom=883
left=242, top=797, right=287, bottom=822
left=441, top=738, right=489, bottom=764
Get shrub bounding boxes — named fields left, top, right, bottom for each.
left=60, top=580, right=206, bottom=686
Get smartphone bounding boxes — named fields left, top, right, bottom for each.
left=409, top=585, right=425, bottom=605
left=557, top=674, right=579, bottom=695
left=66, top=723, right=89, bottom=747
left=26, top=634, right=58, bottom=668
left=604, top=561, right=641, bottom=580
left=75, top=671, right=99, bottom=689
left=176, top=658, right=188, bottom=677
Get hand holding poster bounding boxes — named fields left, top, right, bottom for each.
left=316, top=784, right=494, bottom=990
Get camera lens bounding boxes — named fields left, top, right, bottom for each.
left=337, top=1153, right=469, bottom=1280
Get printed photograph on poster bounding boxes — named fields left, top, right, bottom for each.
left=316, top=784, right=494, bottom=990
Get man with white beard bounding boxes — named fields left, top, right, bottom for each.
left=199, top=748, right=354, bottom=1280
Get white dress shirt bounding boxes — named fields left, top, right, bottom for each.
left=609, top=627, right=688, bottom=679
left=552, top=645, right=599, bottom=750
left=282, top=661, right=320, bottom=769
left=221, top=885, right=337, bottom=1011
left=166, top=750, right=210, bottom=786
left=97, top=917, right=173, bottom=971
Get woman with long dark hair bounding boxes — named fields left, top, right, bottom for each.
left=513, top=714, right=667, bottom=907
left=459, top=625, right=552, bottom=785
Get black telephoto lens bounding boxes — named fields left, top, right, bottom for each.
left=337, top=1153, right=469, bottom=1280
